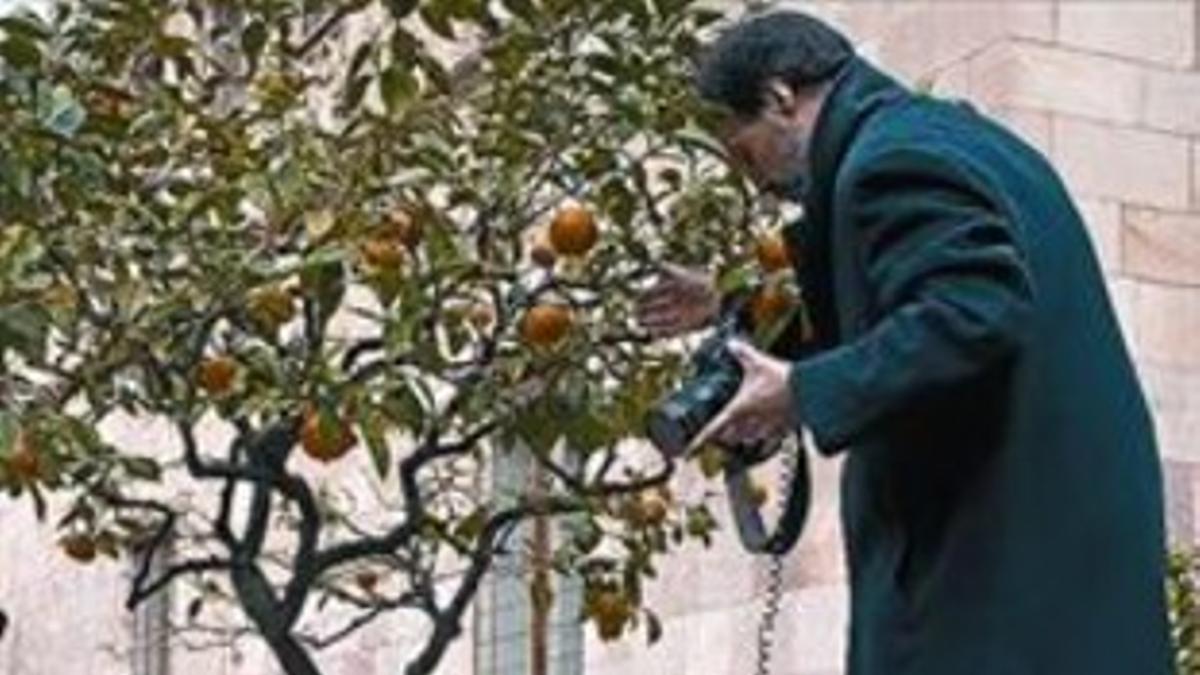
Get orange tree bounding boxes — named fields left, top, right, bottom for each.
left=0, top=1, right=792, bottom=673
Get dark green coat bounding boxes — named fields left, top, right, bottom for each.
left=784, top=57, right=1174, bottom=674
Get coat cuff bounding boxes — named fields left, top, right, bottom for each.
left=787, top=350, right=861, bottom=456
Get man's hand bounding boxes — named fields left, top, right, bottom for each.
left=687, top=339, right=797, bottom=455
left=634, top=262, right=721, bottom=338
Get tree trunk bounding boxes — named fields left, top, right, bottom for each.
left=530, top=465, right=551, bottom=675
left=263, top=631, right=323, bottom=675
left=233, top=563, right=322, bottom=675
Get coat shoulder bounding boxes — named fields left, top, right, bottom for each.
left=832, top=97, right=1016, bottom=209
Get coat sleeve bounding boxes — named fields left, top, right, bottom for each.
left=790, top=147, right=1036, bottom=455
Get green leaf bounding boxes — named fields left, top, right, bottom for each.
left=0, top=410, right=18, bottom=459
left=0, top=303, right=49, bottom=363
left=501, top=0, right=538, bottom=22
left=716, top=264, right=755, bottom=295
left=300, top=258, right=347, bottom=330
left=513, top=398, right=561, bottom=456
left=359, top=409, right=392, bottom=479
left=241, top=20, right=268, bottom=73
left=419, top=4, right=455, bottom=40
left=28, top=481, right=47, bottom=521
left=385, top=0, right=421, bottom=20
left=0, top=34, right=40, bottom=69
left=563, top=407, right=615, bottom=453
left=380, top=64, right=417, bottom=114
left=0, top=15, right=52, bottom=43
left=123, top=456, right=163, bottom=482
left=644, top=608, right=663, bottom=645
left=453, top=506, right=488, bottom=542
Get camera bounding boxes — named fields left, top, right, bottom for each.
left=644, top=313, right=745, bottom=458
left=643, top=288, right=810, bottom=556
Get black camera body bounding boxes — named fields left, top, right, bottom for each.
left=644, top=313, right=745, bottom=459
left=643, top=299, right=810, bottom=556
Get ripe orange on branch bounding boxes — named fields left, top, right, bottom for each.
left=548, top=204, right=598, bottom=256
left=623, top=490, right=668, bottom=527
left=6, top=429, right=42, bottom=483
left=519, top=303, right=573, bottom=347
left=359, top=237, right=406, bottom=268
left=60, top=534, right=97, bottom=563
left=755, top=230, right=791, bottom=273
left=589, top=589, right=632, bottom=642
left=197, top=356, right=238, bottom=396
left=300, top=404, right=357, bottom=464
left=750, top=286, right=796, bottom=330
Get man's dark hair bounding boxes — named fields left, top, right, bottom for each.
left=696, top=10, right=855, bottom=117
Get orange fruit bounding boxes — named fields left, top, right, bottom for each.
left=60, top=534, right=97, bottom=563
left=590, top=590, right=630, bottom=642
left=519, top=304, right=573, bottom=347
left=300, top=404, right=357, bottom=463
left=197, top=356, right=238, bottom=396
left=640, top=492, right=668, bottom=526
left=7, top=430, right=41, bottom=483
left=755, top=231, right=791, bottom=273
left=750, top=286, right=795, bottom=330
left=621, top=490, right=668, bottom=527
left=387, top=207, right=423, bottom=249
left=360, top=237, right=405, bottom=268
left=548, top=204, right=598, bottom=256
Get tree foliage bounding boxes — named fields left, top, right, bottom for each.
left=0, top=0, right=786, bottom=673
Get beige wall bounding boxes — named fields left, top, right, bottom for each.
left=2, top=2, right=1198, bottom=674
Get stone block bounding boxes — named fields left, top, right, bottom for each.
left=970, top=41, right=1143, bottom=126
left=1193, top=140, right=1200, bottom=209
left=1058, top=0, right=1195, bottom=68
left=1124, top=207, right=1200, bottom=286
left=1134, top=281, right=1200, bottom=369
left=1053, top=116, right=1191, bottom=209
left=1143, top=69, right=1200, bottom=135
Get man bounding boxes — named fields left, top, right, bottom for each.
left=635, top=10, right=1174, bottom=675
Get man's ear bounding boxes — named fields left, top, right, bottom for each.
left=763, top=78, right=799, bottom=117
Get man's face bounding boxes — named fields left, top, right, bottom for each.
left=714, top=81, right=824, bottom=201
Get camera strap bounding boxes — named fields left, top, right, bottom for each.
left=722, top=431, right=811, bottom=556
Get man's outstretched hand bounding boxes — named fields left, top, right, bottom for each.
left=634, top=262, right=721, bottom=338
left=687, top=339, right=798, bottom=455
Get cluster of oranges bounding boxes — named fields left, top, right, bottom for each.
left=749, top=228, right=798, bottom=331
left=518, top=203, right=600, bottom=349
left=359, top=206, right=424, bottom=270
left=193, top=205, right=795, bottom=471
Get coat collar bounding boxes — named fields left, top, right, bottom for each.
left=800, top=57, right=910, bottom=222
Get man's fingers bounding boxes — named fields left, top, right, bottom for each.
left=687, top=398, right=742, bottom=456
left=657, top=261, right=693, bottom=280
left=637, top=305, right=681, bottom=326
left=636, top=293, right=680, bottom=314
